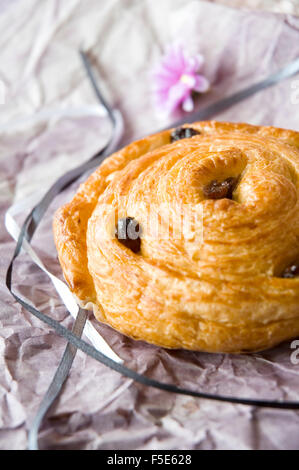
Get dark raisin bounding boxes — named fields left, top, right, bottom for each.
left=115, top=217, right=141, bottom=253
left=281, top=264, right=299, bottom=278
left=203, top=177, right=238, bottom=200
left=170, top=127, right=201, bottom=142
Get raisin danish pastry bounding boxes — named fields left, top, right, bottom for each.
left=53, top=121, right=299, bottom=353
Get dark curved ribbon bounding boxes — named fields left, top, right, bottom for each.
left=5, top=54, right=299, bottom=450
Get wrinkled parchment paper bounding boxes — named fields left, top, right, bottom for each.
left=1, top=0, right=299, bottom=450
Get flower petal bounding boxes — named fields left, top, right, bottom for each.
left=194, top=75, right=210, bottom=93
left=182, top=95, right=194, bottom=112
left=167, top=82, right=189, bottom=112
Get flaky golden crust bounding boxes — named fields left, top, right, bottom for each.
left=53, top=121, right=299, bottom=353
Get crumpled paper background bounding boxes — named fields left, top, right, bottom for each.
left=1, top=0, right=299, bottom=450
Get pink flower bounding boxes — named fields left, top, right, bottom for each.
left=152, top=44, right=209, bottom=116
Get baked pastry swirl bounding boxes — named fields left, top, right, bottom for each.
left=53, top=121, right=299, bottom=353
